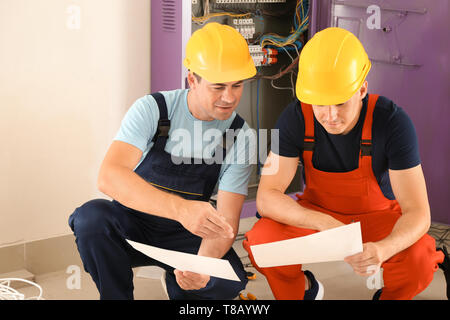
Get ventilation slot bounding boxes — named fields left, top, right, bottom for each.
left=161, top=0, right=176, bottom=32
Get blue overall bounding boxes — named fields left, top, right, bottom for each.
left=68, top=93, right=248, bottom=300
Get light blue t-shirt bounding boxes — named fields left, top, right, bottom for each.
left=113, top=89, right=256, bottom=196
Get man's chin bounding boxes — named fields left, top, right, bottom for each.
left=213, top=108, right=234, bottom=120
left=324, top=125, right=345, bottom=135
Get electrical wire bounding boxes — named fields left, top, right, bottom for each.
left=256, top=78, right=261, bottom=175
left=259, top=0, right=309, bottom=49
left=270, top=77, right=295, bottom=97
left=253, top=55, right=299, bottom=81
left=290, top=70, right=296, bottom=97
left=279, top=45, right=294, bottom=64
left=290, top=43, right=300, bottom=57
left=0, top=278, right=44, bottom=300
left=250, top=0, right=307, bottom=82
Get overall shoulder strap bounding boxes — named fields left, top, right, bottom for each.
left=216, top=114, right=246, bottom=162
left=150, top=92, right=171, bottom=150
left=360, top=94, right=379, bottom=157
left=300, top=102, right=315, bottom=151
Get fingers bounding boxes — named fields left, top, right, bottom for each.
left=174, top=269, right=209, bottom=290
left=205, top=212, right=234, bottom=239
left=345, top=253, right=381, bottom=276
left=174, top=270, right=193, bottom=289
left=194, top=218, right=234, bottom=239
left=353, top=263, right=380, bottom=276
left=181, top=202, right=234, bottom=239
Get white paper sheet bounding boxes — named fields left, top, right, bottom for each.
left=126, top=239, right=241, bottom=282
left=250, top=222, right=363, bottom=268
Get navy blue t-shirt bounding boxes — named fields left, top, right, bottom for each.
left=273, top=94, right=421, bottom=200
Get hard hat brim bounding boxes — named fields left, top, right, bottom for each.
left=184, top=58, right=257, bottom=84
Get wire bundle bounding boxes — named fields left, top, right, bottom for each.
left=0, top=278, right=44, bottom=300
left=259, top=0, right=309, bottom=50
left=253, top=0, right=309, bottom=83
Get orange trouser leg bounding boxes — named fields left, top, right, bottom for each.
left=242, top=217, right=317, bottom=300
left=296, top=199, right=445, bottom=300
left=380, top=234, right=444, bottom=300
left=243, top=201, right=445, bottom=300
left=347, top=208, right=444, bottom=300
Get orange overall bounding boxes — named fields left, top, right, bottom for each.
left=243, top=94, right=444, bottom=300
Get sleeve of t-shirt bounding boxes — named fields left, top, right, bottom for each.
left=113, top=96, right=159, bottom=152
left=217, top=123, right=257, bottom=196
left=272, top=100, right=304, bottom=158
left=385, top=105, right=421, bottom=170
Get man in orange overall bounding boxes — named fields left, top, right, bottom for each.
left=243, top=27, right=448, bottom=300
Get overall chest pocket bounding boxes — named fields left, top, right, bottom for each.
left=308, top=174, right=370, bottom=198
left=143, top=164, right=207, bottom=200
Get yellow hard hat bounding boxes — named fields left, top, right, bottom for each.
left=296, top=27, right=371, bottom=105
left=183, top=22, right=256, bottom=83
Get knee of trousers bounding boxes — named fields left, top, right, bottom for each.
left=384, top=235, right=439, bottom=291
left=208, top=276, right=248, bottom=300
left=219, top=278, right=247, bottom=299
left=69, top=199, right=117, bottom=236
left=243, top=234, right=303, bottom=280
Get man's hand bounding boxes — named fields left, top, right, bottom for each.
left=174, top=269, right=210, bottom=291
left=344, top=242, right=387, bottom=276
left=177, top=200, right=234, bottom=240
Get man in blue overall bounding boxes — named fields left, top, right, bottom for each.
left=68, top=22, right=257, bottom=300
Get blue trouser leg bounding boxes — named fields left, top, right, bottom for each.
left=68, top=199, right=247, bottom=300
left=69, top=199, right=160, bottom=299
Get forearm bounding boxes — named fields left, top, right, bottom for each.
left=197, top=237, right=235, bottom=259
left=257, top=188, right=338, bottom=231
left=197, top=190, right=244, bottom=258
left=377, top=208, right=431, bottom=261
left=98, top=164, right=183, bottom=220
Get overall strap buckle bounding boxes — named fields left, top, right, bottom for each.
left=149, top=92, right=170, bottom=146
left=360, top=139, right=372, bottom=157
left=156, top=119, right=171, bottom=138
left=303, top=136, right=315, bottom=151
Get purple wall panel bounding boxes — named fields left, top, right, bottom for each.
left=151, top=0, right=183, bottom=92
left=312, top=0, right=450, bottom=224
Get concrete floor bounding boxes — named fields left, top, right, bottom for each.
left=16, top=217, right=448, bottom=300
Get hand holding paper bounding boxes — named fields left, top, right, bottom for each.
left=250, top=222, right=363, bottom=267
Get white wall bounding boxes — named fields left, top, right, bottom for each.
left=0, top=0, right=151, bottom=246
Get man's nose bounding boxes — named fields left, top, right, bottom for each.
left=326, top=106, right=339, bottom=122
left=221, top=87, right=236, bottom=104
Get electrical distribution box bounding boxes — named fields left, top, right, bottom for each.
left=151, top=0, right=309, bottom=195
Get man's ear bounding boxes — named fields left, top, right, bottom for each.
left=187, top=71, right=197, bottom=89
left=360, top=80, right=368, bottom=100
